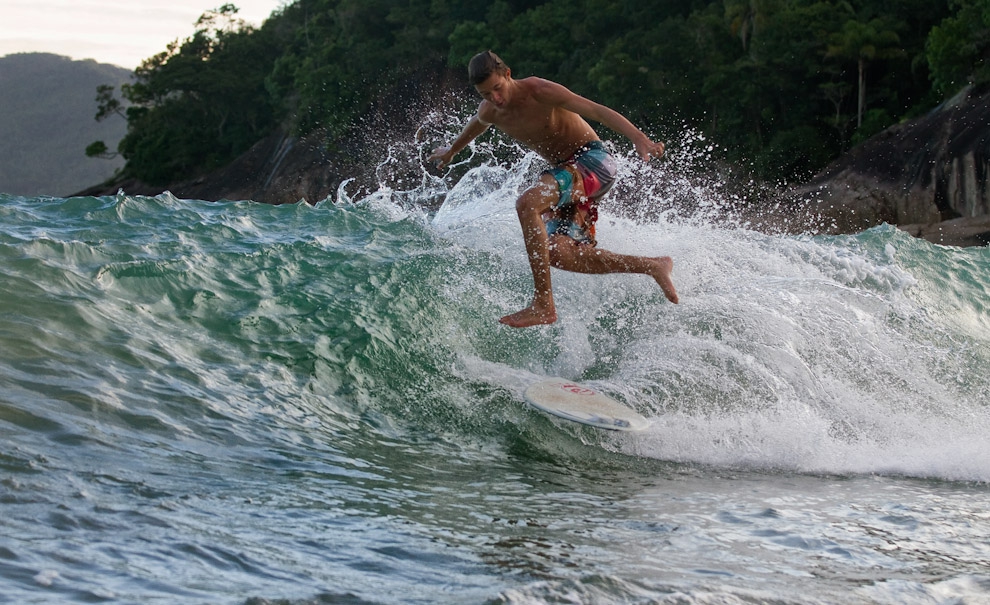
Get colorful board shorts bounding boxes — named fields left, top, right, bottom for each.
left=543, top=140, right=618, bottom=246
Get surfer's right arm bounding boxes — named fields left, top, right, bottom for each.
left=429, top=113, right=491, bottom=169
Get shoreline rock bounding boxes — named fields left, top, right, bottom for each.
left=777, top=85, right=990, bottom=247
left=898, top=215, right=990, bottom=247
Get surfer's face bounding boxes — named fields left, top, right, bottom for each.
left=475, top=71, right=511, bottom=107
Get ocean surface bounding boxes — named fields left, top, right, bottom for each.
left=1, top=147, right=989, bottom=604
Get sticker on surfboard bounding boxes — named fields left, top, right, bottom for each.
left=523, top=378, right=649, bottom=432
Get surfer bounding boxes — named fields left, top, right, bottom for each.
left=429, top=51, right=679, bottom=328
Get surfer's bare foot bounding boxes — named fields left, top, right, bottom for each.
left=651, top=256, right=679, bottom=304
left=499, top=303, right=557, bottom=328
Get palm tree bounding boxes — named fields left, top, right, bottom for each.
left=826, top=18, right=904, bottom=128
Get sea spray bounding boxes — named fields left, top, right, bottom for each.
left=422, top=144, right=990, bottom=481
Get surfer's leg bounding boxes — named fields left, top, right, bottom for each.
left=500, top=173, right=560, bottom=328
left=549, top=235, right=680, bottom=304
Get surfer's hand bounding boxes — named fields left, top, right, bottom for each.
left=428, top=146, right=453, bottom=169
left=635, top=139, right=665, bottom=162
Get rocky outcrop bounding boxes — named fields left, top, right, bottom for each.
left=898, top=215, right=990, bottom=246
left=75, top=126, right=344, bottom=204
left=165, top=127, right=343, bottom=205
left=776, top=85, right=990, bottom=246
left=77, top=67, right=464, bottom=205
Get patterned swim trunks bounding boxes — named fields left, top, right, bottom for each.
left=543, top=140, right=618, bottom=246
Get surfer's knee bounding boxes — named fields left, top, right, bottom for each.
left=547, top=234, right=576, bottom=269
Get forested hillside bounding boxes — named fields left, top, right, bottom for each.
left=0, top=53, right=131, bottom=196
left=94, top=0, right=990, bottom=187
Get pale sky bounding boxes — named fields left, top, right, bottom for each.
left=0, top=0, right=288, bottom=69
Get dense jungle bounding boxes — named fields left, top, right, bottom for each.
left=91, top=0, right=990, bottom=188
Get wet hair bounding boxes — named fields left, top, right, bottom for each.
left=468, top=51, right=509, bottom=85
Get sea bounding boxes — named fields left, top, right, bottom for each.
left=1, top=142, right=989, bottom=604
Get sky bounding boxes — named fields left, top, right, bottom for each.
left=0, top=0, right=288, bottom=69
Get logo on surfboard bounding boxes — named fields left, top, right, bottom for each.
left=557, top=383, right=595, bottom=397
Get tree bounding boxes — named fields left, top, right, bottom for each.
left=110, top=4, right=281, bottom=184
left=826, top=17, right=904, bottom=128
left=87, top=83, right=127, bottom=160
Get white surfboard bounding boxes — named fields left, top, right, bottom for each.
left=523, top=378, right=649, bottom=432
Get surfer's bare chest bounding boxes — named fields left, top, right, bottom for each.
left=489, top=100, right=578, bottom=161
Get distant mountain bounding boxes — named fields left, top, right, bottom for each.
left=0, top=53, right=131, bottom=197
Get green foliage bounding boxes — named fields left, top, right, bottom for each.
left=104, top=0, right=987, bottom=186
left=110, top=5, right=281, bottom=184
left=85, top=140, right=118, bottom=159
left=927, top=0, right=990, bottom=94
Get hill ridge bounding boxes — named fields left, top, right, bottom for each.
left=0, top=52, right=131, bottom=196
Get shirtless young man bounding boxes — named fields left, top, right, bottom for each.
left=429, top=51, right=679, bottom=328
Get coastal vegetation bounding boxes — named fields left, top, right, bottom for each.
left=91, top=0, right=990, bottom=186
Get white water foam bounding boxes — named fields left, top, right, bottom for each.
left=429, top=156, right=990, bottom=482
